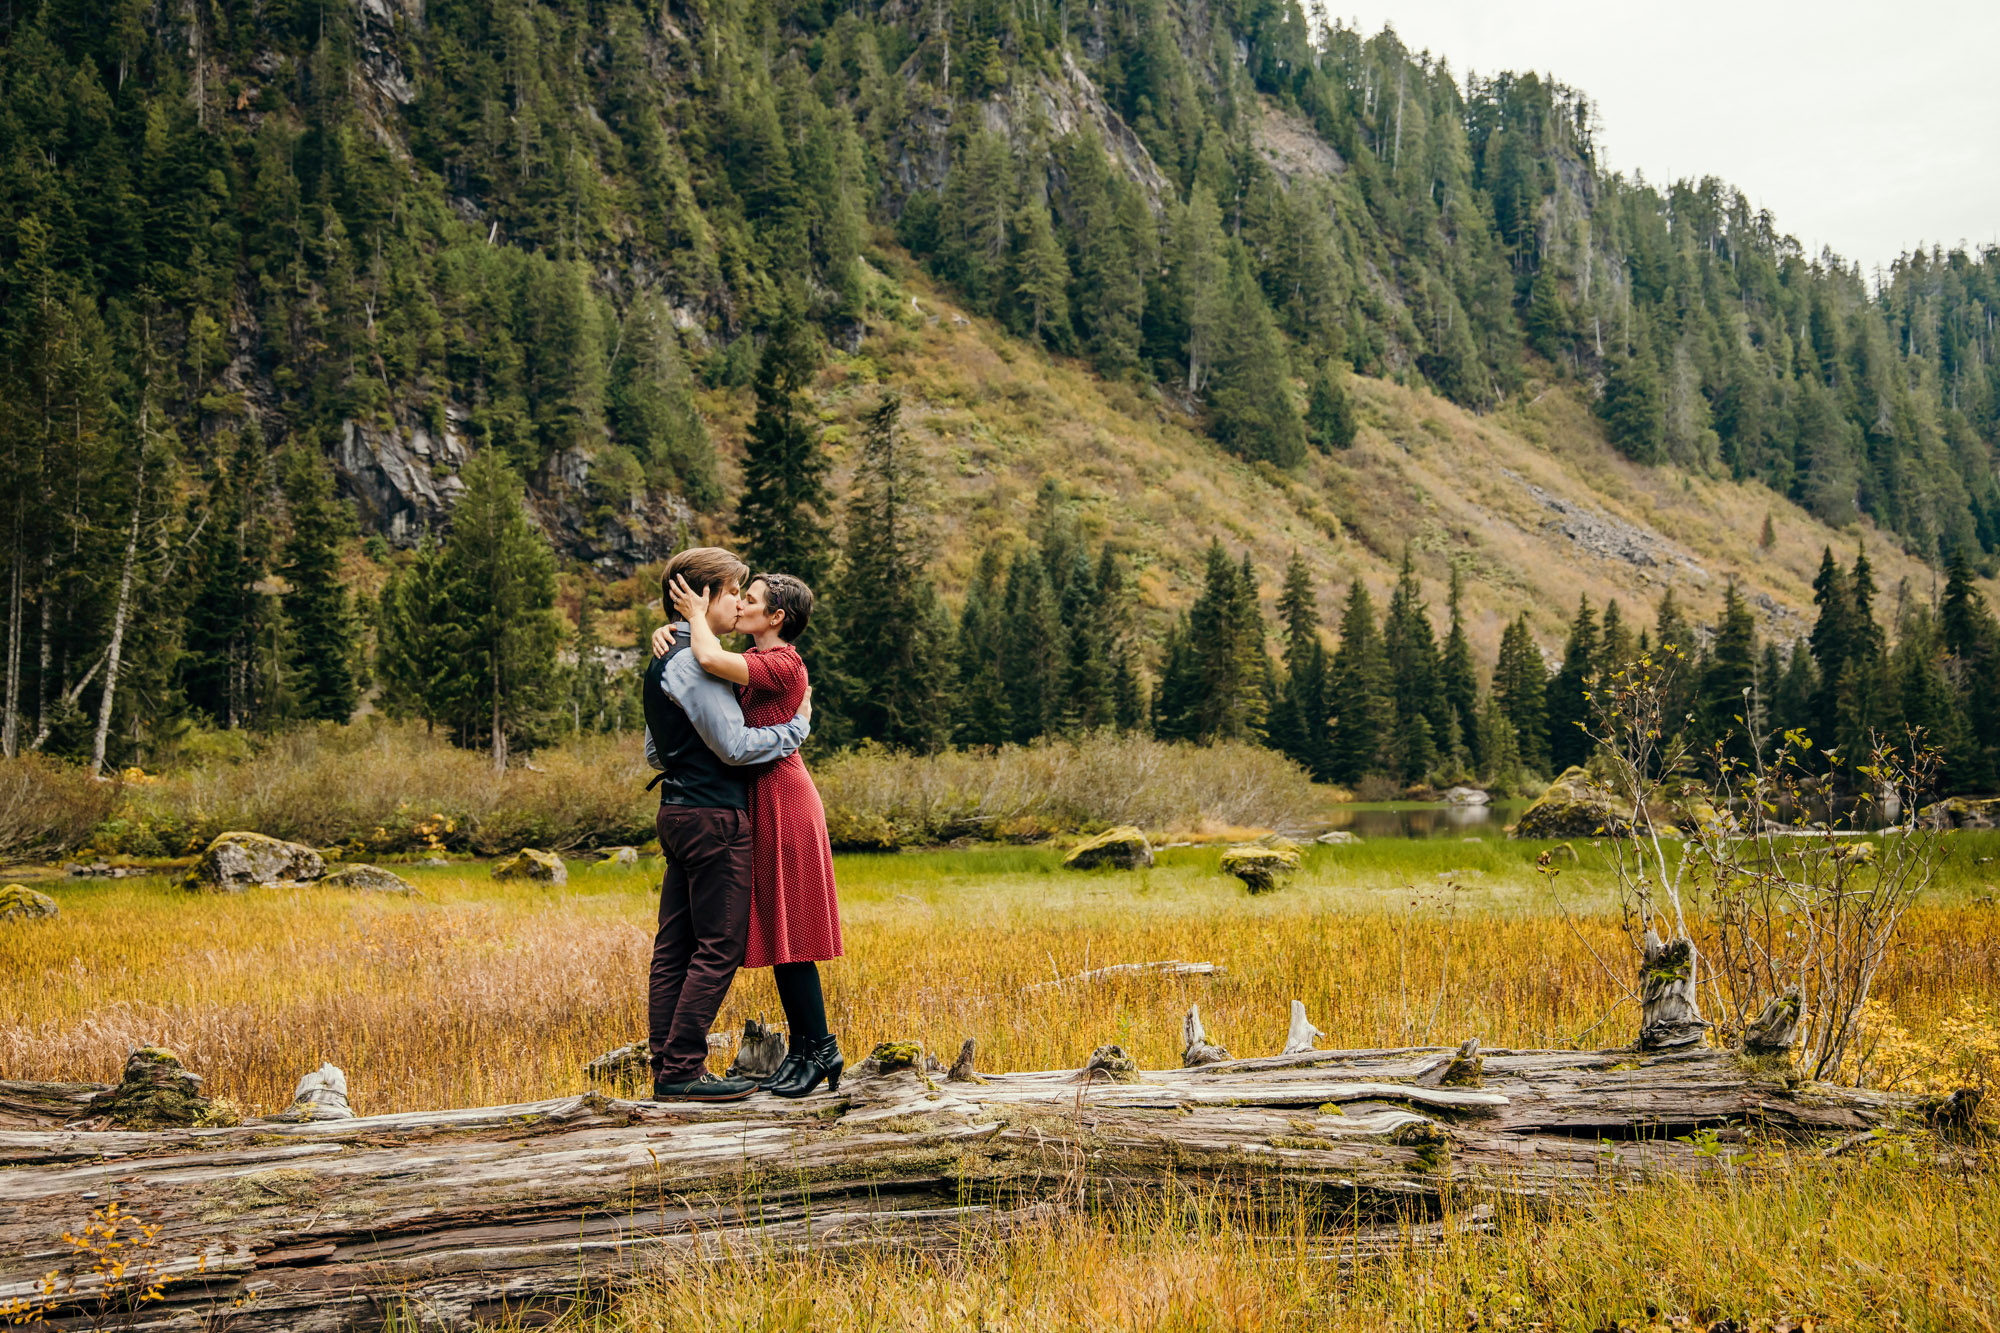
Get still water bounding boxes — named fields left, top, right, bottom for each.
left=1315, top=801, right=1531, bottom=840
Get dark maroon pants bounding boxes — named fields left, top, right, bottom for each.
left=648, top=804, right=753, bottom=1081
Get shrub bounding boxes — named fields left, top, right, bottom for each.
left=812, top=733, right=1327, bottom=850
left=74, top=725, right=1326, bottom=857
left=0, top=755, right=119, bottom=865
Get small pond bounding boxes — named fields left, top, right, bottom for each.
left=1315, top=800, right=1531, bottom=840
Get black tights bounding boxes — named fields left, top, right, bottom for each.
left=772, top=961, right=830, bottom=1047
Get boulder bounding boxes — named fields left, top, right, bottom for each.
left=321, top=864, right=417, bottom=894
left=1220, top=843, right=1300, bottom=893
left=1063, top=826, right=1154, bottom=871
left=0, top=884, right=58, bottom=922
left=1443, top=787, right=1490, bottom=806
left=590, top=846, right=640, bottom=871
left=1919, top=796, right=2000, bottom=830
left=492, top=848, right=567, bottom=885
left=1315, top=830, right=1361, bottom=845
left=1512, top=767, right=1630, bottom=839
left=185, top=832, right=326, bottom=892
left=86, top=1047, right=233, bottom=1129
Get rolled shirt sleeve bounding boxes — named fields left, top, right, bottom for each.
left=662, top=651, right=808, bottom=765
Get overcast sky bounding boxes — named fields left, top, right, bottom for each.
left=1316, top=0, right=2000, bottom=277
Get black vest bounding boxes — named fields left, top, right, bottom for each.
left=642, top=635, right=750, bottom=810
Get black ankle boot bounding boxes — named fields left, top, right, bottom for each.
left=758, top=1053, right=807, bottom=1091
left=766, top=1034, right=843, bottom=1098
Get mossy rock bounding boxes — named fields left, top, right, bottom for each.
left=87, top=1047, right=234, bottom=1129
left=1512, top=767, right=1630, bottom=839
left=1063, top=825, right=1154, bottom=871
left=592, top=846, right=640, bottom=870
left=491, top=848, right=567, bottom=885
left=185, top=831, right=326, bottom=892
left=1220, top=843, right=1300, bottom=893
left=867, top=1041, right=923, bottom=1073
left=0, top=883, right=59, bottom=922
left=320, top=863, right=417, bottom=894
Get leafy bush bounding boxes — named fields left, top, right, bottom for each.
left=0, top=755, right=120, bottom=864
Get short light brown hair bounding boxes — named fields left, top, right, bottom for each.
left=752, top=573, right=814, bottom=643
left=663, top=547, right=748, bottom=605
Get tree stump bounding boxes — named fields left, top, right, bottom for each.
left=1743, top=987, right=1803, bottom=1055
left=1182, top=1004, right=1230, bottom=1066
left=1638, top=929, right=1706, bottom=1049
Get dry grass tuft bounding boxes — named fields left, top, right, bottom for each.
left=595, top=1156, right=1999, bottom=1332
left=5, top=839, right=1996, bottom=1117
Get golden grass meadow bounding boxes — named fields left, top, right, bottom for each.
left=7, top=836, right=2000, bottom=1331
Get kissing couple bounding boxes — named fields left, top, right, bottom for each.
left=639, top=546, right=844, bottom=1102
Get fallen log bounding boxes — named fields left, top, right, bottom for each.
left=0, top=1026, right=1943, bottom=1333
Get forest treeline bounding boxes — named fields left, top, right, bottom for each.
left=2, top=0, right=1998, bottom=781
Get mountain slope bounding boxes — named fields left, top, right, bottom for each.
left=691, top=255, right=1992, bottom=658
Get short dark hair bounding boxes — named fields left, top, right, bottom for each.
left=663, top=547, right=748, bottom=604
left=753, top=573, right=814, bottom=643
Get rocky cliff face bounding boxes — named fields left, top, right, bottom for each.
left=335, top=413, right=691, bottom=571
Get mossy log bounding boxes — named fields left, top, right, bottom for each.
left=0, top=1037, right=1940, bottom=1333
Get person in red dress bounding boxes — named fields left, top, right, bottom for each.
left=663, top=571, right=845, bottom=1097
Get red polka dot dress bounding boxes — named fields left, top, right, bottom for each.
left=737, top=644, right=843, bottom=969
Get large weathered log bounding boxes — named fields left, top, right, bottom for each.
left=0, top=1043, right=1933, bottom=1333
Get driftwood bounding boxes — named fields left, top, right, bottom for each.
left=0, top=1020, right=1948, bottom=1333
left=1638, top=928, right=1706, bottom=1049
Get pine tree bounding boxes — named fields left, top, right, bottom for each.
left=182, top=444, right=275, bottom=729
left=1940, top=551, right=2000, bottom=788
left=280, top=447, right=360, bottom=723
left=1151, top=614, right=1203, bottom=743
left=1808, top=546, right=1853, bottom=746
left=1327, top=580, right=1391, bottom=784
left=1008, top=196, right=1071, bottom=347
left=1759, top=512, right=1776, bottom=551
left=736, top=303, right=832, bottom=585
left=439, top=451, right=564, bottom=772
left=376, top=536, right=458, bottom=732
left=1600, top=599, right=1636, bottom=672
left=1523, top=267, right=1572, bottom=364
left=1305, top=361, right=1357, bottom=452
left=1098, top=545, right=1146, bottom=732
left=1059, top=546, right=1112, bottom=730
left=1382, top=553, right=1444, bottom=782
left=1654, top=589, right=1698, bottom=741
left=1439, top=566, right=1480, bottom=773
left=1272, top=551, right=1329, bottom=777
left=1493, top=614, right=1550, bottom=776
left=1599, top=346, right=1665, bottom=463
left=1206, top=252, right=1308, bottom=467
left=953, top=548, right=1012, bottom=747
left=1001, top=548, right=1063, bottom=743
left=1698, top=581, right=1757, bottom=762
left=829, top=394, right=953, bottom=753
left=1545, top=596, right=1599, bottom=772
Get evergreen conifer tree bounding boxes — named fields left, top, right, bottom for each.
left=1382, top=553, right=1444, bottom=782
left=1545, top=596, right=1599, bottom=771
left=1305, top=361, right=1357, bottom=452
left=1001, top=548, right=1063, bottom=743
left=1698, top=581, right=1758, bottom=761
left=828, top=394, right=954, bottom=753
left=376, top=536, right=458, bottom=733
left=1439, top=566, right=1480, bottom=773
left=1940, top=552, right=2000, bottom=787
left=1327, top=580, right=1391, bottom=784
left=280, top=447, right=360, bottom=723
left=953, top=548, right=1012, bottom=747
left=1272, top=551, right=1329, bottom=777
left=440, top=451, right=564, bottom=772
left=736, top=303, right=832, bottom=585
left=1493, top=614, right=1550, bottom=776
